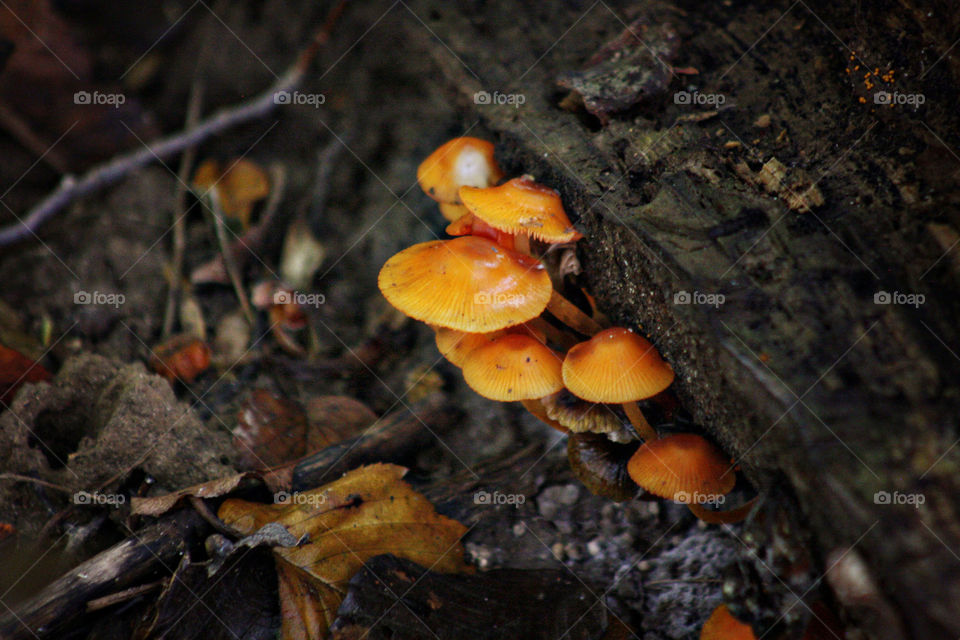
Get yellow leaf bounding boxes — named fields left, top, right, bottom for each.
left=218, top=463, right=470, bottom=639
left=192, top=158, right=270, bottom=229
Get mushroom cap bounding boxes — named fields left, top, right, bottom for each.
left=462, top=334, right=564, bottom=401
left=562, top=327, right=674, bottom=403
left=700, top=604, right=756, bottom=640
left=626, top=433, right=736, bottom=502
left=433, top=323, right=545, bottom=368
left=417, top=137, right=504, bottom=204
left=541, top=390, right=625, bottom=435
left=459, top=176, right=583, bottom=243
left=378, top=236, right=551, bottom=332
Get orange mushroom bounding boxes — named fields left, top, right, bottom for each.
left=378, top=236, right=551, bottom=332
left=562, top=327, right=673, bottom=442
left=461, top=333, right=567, bottom=430
left=433, top=323, right=545, bottom=369
left=701, top=604, right=756, bottom=640
left=459, top=176, right=584, bottom=250
left=626, top=434, right=756, bottom=524
left=417, top=137, right=504, bottom=220
left=446, top=212, right=518, bottom=250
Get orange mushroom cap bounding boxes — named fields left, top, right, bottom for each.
left=459, top=176, right=583, bottom=243
left=417, top=137, right=504, bottom=204
left=438, top=202, right=469, bottom=222
left=700, top=604, right=756, bottom=640
left=562, top=327, right=674, bottom=403
left=378, top=236, right=551, bottom=332
left=626, top=433, right=736, bottom=502
left=433, top=323, right=545, bottom=368
left=462, top=334, right=564, bottom=401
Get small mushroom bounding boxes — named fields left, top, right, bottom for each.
left=460, top=333, right=568, bottom=432
left=562, top=327, right=673, bottom=442
left=540, top=389, right=628, bottom=438
left=377, top=236, right=552, bottom=332
left=417, top=137, right=504, bottom=220
left=700, top=604, right=756, bottom=640
left=626, top=433, right=756, bottom=524
left=433, top=323, right=544, bottom=369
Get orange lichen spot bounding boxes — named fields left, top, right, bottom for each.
left=378, top=236, right=551, bottom=332
left=461, top=334, right=564, bottom=401
left=562, top=328, right=674, bottom=404
left=459, top=176, right=583, bottom=243
left=434, top=323, right=545, bottom=368
left=626, top=433, right=736, bottom=502
left=417, top=137, right=504, bottom=205
left=700, top=604, right=756, bottom=640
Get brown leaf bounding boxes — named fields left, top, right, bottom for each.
left=148, top=334, right=211, bottom=383
left=218, top=464, right=471, bottom=640
left=130, top=472, right=261, bottom=517
left=0, top=343, right=51, bottom=405
left=304, top=395, right=377, bottom=449
left=193, top=158, right=270, bottom=229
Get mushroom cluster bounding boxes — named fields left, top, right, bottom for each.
left=379, top=137, right=756, bottom=524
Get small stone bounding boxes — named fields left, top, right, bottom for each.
left=754, top=113, right=772, bottom=128
left=587, top=538, right=603, bottom=556
left=564, top=542, right=583, bottom=561
left=558, top=484, right=580, bottom=505
left=551, top=542, right=566, bottom=560
left=638, top=560, right=651, bottom=571
left=512, top=522, right=526, bottom=537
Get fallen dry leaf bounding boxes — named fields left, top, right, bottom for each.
left=148, top=333, right=211, bottom=383
left=193, top=158, right=270, bottom=229
left=0, top=343, right=51, bottom=405
left=218, top=463, right=470, bottom=640
left=130, top=471, right=263, bottom=517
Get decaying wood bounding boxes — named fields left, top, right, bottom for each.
left=405, top=1, right=960, bottom=638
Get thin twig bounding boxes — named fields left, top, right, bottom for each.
left=162, top=81, right=205, bottom=338
left=188, top=495, right=243, bottom=538
left=86, top=580, right=165, bottom=612
left=0, top=0, right=347, bottom=247
left=205, top=190, right=255, bottom=325
left=0, top=473, right=73, bottom=494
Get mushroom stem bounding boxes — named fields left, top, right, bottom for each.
left=546, top=290, right=604, bottom=336
left=687, top=497, right=759, bottom=524
left=513, top=233, right=531, bottom=256
left=621, top=401, right=659, bottom=442
left=521, top=399, right=569, bottom=433
left=527, top=317, right=580, bottom=350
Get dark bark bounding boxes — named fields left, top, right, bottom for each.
left=405, top=1, right=960, bottom=638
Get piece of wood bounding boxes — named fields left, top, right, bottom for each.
left=0, top=509, right=204, bottom=639
left=406, top=1, right=960, bottom=638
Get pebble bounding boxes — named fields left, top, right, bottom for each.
left=512, top=522, right=525, bottom=537
left=587, top=538, right=603, bottom=556
left=558, top=484, right=580, bottom=505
